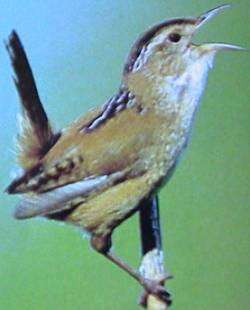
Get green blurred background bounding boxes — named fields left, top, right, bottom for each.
left=0, top=1, right=249, bottom=309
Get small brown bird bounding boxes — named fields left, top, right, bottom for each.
left=6, top=4, right=245, bottom=301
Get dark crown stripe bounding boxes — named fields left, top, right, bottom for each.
left=123, top=18, right=196, bottom=74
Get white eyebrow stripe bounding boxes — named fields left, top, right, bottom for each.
left=14, top=171, right=125, bottom=219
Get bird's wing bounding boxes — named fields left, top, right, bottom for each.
left=8, top=95, right=162, bottom=194
left=7, top=96, right=164, bottom=218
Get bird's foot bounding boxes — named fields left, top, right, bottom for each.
left=139, top=274, right=173, bottom=307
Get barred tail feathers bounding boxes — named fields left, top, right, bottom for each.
left=6, top=30, right=58, bottom=168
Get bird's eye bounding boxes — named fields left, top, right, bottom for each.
left=168, top=33, right=181, bottom=43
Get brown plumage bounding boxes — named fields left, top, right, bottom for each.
left=5, top=31, right=60, bottom=169
left=6, top=5, right=245, bottom=303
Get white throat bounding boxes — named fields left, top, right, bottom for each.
left=157, top=51, right=216, bottom=124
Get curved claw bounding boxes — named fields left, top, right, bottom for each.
left=139, top=278, right=172, bottom=307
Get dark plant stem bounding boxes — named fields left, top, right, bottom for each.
left=139, top=195, right=172, bottom=309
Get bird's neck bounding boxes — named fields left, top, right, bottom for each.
left=125, top=50, right=215, bottom=128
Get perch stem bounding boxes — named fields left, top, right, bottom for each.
left=139, top=195, right=171, bottom=309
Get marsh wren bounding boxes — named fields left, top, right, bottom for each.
left=6, top=4, right=246, bottom=302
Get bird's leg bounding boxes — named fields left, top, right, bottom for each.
left=90, top=234, right=170, bottom=303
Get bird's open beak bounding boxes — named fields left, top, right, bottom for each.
left=195, top=4, right=248, bottom=52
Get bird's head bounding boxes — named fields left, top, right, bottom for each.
left=124, top=4, right=246, bottom=76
